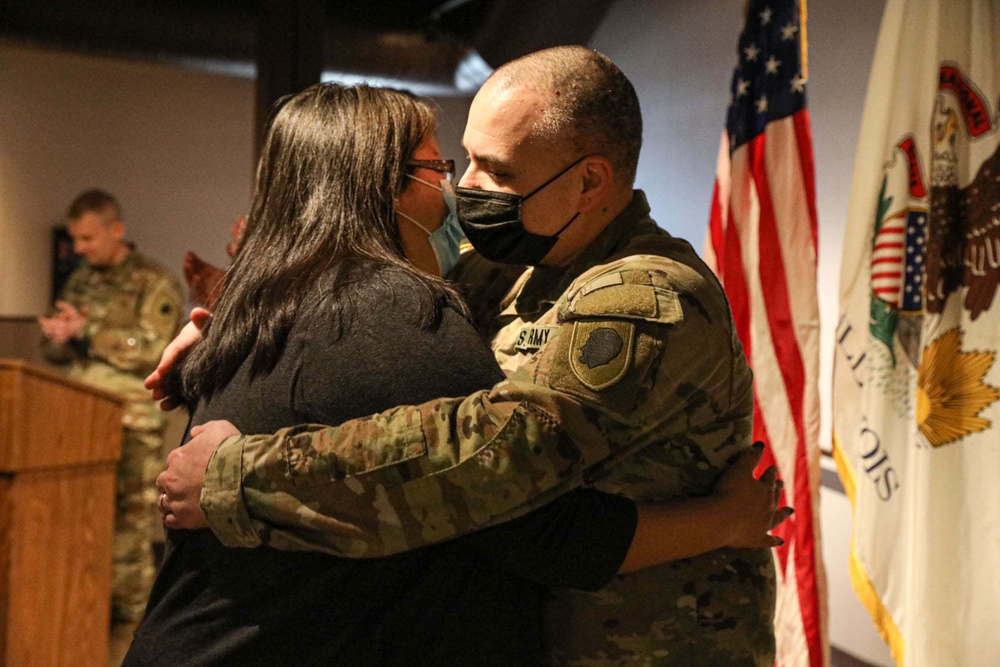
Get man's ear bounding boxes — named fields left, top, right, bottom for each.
left=577, top=155, right=614, bottom=213
left=110, top=220, right=126, bottom=241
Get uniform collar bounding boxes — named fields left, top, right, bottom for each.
left=85, top=247, right=137, bottom=277
left=504, top=190, right=655, bottom=318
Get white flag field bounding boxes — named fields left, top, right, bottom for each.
left=832, top=1, right=1000, bottom=665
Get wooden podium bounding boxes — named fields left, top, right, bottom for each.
left=0, top=359, right=123, bottom=667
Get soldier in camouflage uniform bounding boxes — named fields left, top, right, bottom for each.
left=159, top=48, right=777, bottom=665
left=39, top=189, right=184, bottom=622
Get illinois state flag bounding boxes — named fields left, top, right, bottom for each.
left=705, top=1, right=828, bottom=666
left=833, top=0, right=1000, bottom=665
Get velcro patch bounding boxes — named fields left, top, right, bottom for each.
left=568, top=320, right=635, bottom=391
left=513, top=325, right=560, bottom=353
left=562, top=276, right=682, bottom=325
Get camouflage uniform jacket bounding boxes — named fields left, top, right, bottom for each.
left=42, top=250, right=184, bottom=427
left=201, top=191, right=775, bottom=665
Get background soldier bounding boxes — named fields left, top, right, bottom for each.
left=39, top=189, right=184, bottom=622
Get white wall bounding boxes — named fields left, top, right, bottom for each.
left=431, top=95, right=475, bottom=170
left=0, top=41, right=256, bottom=317
left=591, top=0, right=893, bottom=664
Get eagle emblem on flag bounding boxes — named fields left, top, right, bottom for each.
left=867, top=62, right=1000, bottom=445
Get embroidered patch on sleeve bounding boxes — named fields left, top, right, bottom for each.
left=568, top=320, right=635, bottom=391
left=513, top=325, right=561, bottom=353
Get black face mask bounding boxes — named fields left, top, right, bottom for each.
left=448, top=155, right=587, bottom=265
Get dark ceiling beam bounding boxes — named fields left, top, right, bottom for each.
left=473, top=0, right=615, bottom=68
left=0, top=0, right=616, bottom=91
left=0, top=1, right=254, bottom=65
left=322, top=27, right=467, bottom=87
left=0, top=0, right=469, bottom=87
left=255, top=0, right=324, bottom=156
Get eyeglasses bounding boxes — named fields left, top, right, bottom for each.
left=406, top=159, right=456, bottom=182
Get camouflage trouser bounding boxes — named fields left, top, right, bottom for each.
left=112, top=422, right=166, bottom=622
left=543, top=550, right=776, bottom=667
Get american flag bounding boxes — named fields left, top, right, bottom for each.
left=704, top=1, right=827, bottom=666
left=871, top=209, right=926, bottom=312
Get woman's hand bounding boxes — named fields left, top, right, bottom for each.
left=156, top=419, right=241, bottom=530
left=715, top=443, right=793, bottom=549
left=619, top=442, right=793, bottom=573
left=145, top=307, right=212, bottom=410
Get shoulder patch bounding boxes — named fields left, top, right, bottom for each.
left=560, top=269, right=683, bottom=325
left=569, top=320, right=634, bottom=390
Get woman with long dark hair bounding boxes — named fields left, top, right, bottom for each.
left=180, top=84, right=468, bottom=400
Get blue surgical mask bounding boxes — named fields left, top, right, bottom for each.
left=398, top=174, right=465, bottom=277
